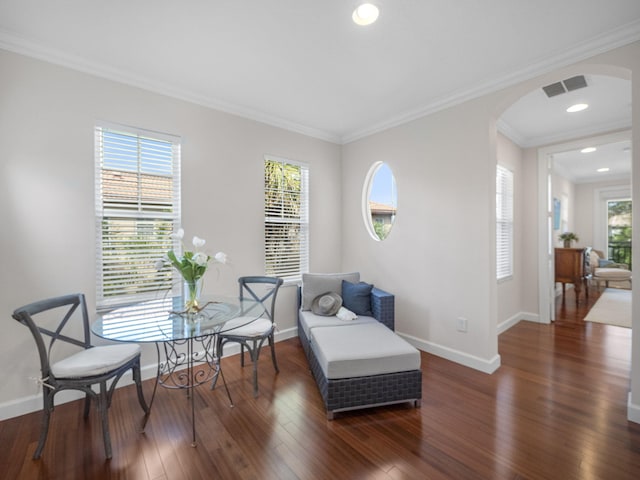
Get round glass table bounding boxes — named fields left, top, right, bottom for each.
left=92, top=295, right=261, bottom=446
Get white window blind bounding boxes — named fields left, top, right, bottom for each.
left=264, top=156, right=309, bottom=282
left=95, top=124, right=181, bottom=309
left=496, top=165, right=514, bottom=280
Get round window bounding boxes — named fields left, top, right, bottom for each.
left=362, top=162, right=397, bottom=241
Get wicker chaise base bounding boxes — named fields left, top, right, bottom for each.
left=299, top=322, right=422, bottom=419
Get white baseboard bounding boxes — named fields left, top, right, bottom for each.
left=398, top=332, right=501, bottom=374
left=628, top=392, right=640, bottom=424
left=497, top=311, right=540, bottom=334
left=0, top=326, right=299, bottom=422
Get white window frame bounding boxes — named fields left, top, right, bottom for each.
left=264, top=155, right=309, bottom=283
left=496, top=164, right=514, bottom=281
left=95, top=123, right=181, bottom=310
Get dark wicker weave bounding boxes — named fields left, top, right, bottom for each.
left=298, top=287, right=422, bottom=419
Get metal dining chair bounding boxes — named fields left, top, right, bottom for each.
left=12, top=293, right=149, bottom=459
left=211, top=276, right=283, bottom=397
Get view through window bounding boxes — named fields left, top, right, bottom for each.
left=95, top=124, right=181, bottom=309
left=264, top=156, right=309, bottom=281
left=607, top=199, right=632, bottom=269
left=364, top=162, right=397, bottom=241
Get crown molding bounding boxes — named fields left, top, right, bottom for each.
left=499, top=118, right=632, bottom=149
left=1, top=17, right=639, bottom=147
left=342, top=19, right=640, bottom=144
left=0, top=28, right=342, bottom=145
left=496, top=118, right=527, bottom=147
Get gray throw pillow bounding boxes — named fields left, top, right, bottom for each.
left=301, top=272, right=360, bottom=310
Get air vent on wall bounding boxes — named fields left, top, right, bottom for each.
left=542, top=75, right=588, bottom=98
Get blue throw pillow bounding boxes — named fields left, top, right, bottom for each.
left=342, top=280, right=373, bottom=316
left=599, top=259, right=614, bottom=267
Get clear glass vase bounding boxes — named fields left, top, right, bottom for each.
left=184, top=277, right=203, bottom=314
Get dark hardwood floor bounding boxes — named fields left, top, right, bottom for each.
left=1, top=286, right=639, bottom=479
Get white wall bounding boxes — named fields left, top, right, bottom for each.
left=521, top=148, right=540, bottom=315
left=341, top=97, right=500, bottom=373
left=0, top=49, right=342, bottom=417
left=552, top=173, right=576, bottom=246
left=496, top=133, right=526, bottom=331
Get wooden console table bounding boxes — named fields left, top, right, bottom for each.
left=554, top=247, right=589, bottom=302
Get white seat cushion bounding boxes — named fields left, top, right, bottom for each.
left=594, top=268, right=632, bottom=280
left=221, top=317, right=274, bottom=337
left=310, top=321, right=420, bottom=379
left=51, top=343, right=140, bottom=378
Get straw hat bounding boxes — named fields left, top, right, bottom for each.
left=311, top=292, right=343, bottom=316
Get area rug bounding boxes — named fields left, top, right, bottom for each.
left=584, top=288, right=631, bottom=328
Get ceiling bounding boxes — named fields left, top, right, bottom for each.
left=552, top=137, right=632, bottom=184
left=1, top=0, right=639, bottom=151
left=501, top=74, right=633, bottom=183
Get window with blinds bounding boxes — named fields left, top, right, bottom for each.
left=264, top=156, right=309, bottom=282
left=496, top=165, right=514, bottom=280
left=95, top=124, right=181, bottom=309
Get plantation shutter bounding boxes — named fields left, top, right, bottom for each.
left=264, top=156, right=309, bottom=282
left=95, top=124, right=181, bottom=309
left=496, top=165, right=514, bottom=280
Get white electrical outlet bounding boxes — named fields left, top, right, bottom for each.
left=456, top=317, right=468, bottom=332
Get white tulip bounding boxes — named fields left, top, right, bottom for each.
left=154, top=258, right=165, bottom=271
left=193, top=252, right=209, bottom=266
left=214, top=252, right=227, bottom=264
left=192, top=236, right=206, bottom=248
left=171, top=228, right=185, bottom=240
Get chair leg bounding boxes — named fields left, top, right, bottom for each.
left=240, top=344, right=245, bottom=367
left=249, top=338, right=271, bottom=398
left=269, top=334, right=279, bottom=373
left=132, top=361, right=149, bottom=415
left=250, top=343, right=260, bottom=398
left=33, top=390, right=54, bottom=460
left=83, top=392, right=91, bottom=418
left=98, top=381, right=113, bottom=460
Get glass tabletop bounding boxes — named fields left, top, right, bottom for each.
left=92, top=295, right=262, bottom=343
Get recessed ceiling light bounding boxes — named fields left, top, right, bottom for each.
left=597, top=167, right=610, bottom=172
left=353, top=3, right=379, bottom=26
left=566, top=103, right=589, bottom=113
left=581, top=147, right=597, bottom=153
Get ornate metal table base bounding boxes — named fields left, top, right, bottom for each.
left=93, top=295, right=259, bottom=448
left=143, top=334, right=233, bottom=447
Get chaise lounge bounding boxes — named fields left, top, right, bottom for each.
left=298, top=272, right=422, bottom=419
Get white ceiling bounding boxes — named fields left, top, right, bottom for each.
left=553, top=137, right=632, bottom=184
left=1, top=0, right=639, bottom=150
left=501, top=74, right=633, bottom=183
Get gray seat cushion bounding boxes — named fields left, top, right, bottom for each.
left=594, top=268, right=632, bottom=280
left=298, top=309, right=376, bottom=341
left=310, top=322, right=420, bottom=379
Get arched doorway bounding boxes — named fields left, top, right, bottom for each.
left=496, top=69, right=632, bottom=324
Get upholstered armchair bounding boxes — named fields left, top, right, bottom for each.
left=589, top=248, right=632, bottom=288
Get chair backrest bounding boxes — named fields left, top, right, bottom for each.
left=12, top=293, right=91, bottom=380
left=238, top=276, right=283, bottom=324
